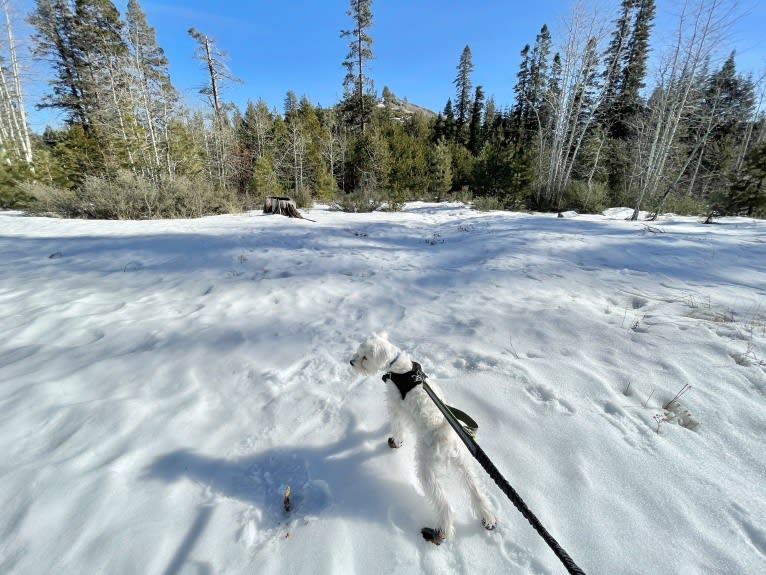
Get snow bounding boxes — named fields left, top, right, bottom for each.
left=1, top=203, right=765, bottom=574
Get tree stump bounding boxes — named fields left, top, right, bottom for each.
left=263, top=196, right=313, bottom=221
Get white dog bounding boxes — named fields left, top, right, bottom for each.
left=350, top=332, right=497, bottom=544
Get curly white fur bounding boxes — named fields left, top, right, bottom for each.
left=350, top=332, right=497, bottom=540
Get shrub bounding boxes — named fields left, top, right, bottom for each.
left=154, top=175, right=240, bottom=218
left=563, top=180, right=609, bottom=213
left=331, top=189, right=382, bottom=213
left=447, top=187, right=473, bottom=204
left=19, top=181, right=78, bottom=216
left=382, top=187, right=406, bottom=212
left=78, top=171, right=155, bottom=219
left=22, top=171, right=241, bottom=219
left=1, top=163, right=37, bottom=209
left=663, top=194, right=706, bottom=216
left=472, top=196, right=503, bottom=211
left=1, top=181, right=36, bottom=209
left=290, top=186, right=314, bottom=209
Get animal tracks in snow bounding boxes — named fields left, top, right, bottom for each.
left=598, top=400, right=650, bottom=450
left=523, top=384, right=575, bottom=416
left=495, top=536, right=552, bottom=575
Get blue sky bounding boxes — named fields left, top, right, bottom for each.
left=16, top=0, right=766, bottom=130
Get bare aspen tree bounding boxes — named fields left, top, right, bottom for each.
left=0, top=0, right=32, bottom=165
left=320, top=109, right=347, bottom=192
left=287, top=121, right=307, bottom=196
left=630, top=0, right=737, bottom=220
left=243, top=99, right=273, bottom=159
left=96, top=37, right=136, bottom=169
left=537, top=2, right=611, bottom=208
left=126, top=0, right=178, bottom=180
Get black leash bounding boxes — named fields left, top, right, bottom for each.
left=420, top=380, right=587, bottom=575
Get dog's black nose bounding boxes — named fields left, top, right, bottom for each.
left=350, top=360, right=355, bottom=366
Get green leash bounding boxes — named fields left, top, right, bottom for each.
left=445, top=404, right=478, bottom=438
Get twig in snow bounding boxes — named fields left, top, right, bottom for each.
left=663, top=384, right=692, bottom=410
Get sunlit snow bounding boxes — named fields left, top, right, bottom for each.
left=1, top=203, right=765, bottom=574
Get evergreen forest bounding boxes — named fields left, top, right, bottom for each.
left=1, top=0, right=764, bottom=220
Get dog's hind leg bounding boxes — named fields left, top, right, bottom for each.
left=416, top=447, right=455, bottom=540
left=458, top=456, right=497, bottom=531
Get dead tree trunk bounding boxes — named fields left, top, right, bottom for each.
left=263, top=196, right=314, bottom=221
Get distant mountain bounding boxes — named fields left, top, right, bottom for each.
left=379, top=87, right=437, bottom=120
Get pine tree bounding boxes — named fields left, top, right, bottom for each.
left=599, top=1, right=633, bottom=123
left=600, top=0, right=655, bottom=140
left=512, top=25, right=552, bottom=146
left=437, top=98, right=456, bottom=142
left=529, top=25, right=552, bottom=132
left=620, top=0, right=654, bottom=124
left=344, top=128, right=390, bottom=194
left=474, top=110, right=533, bottom=208
left=340, top=0, right=374, bottom=134
left=296, top=95, right=334, bottom=201
left=283, top=90, right=298, bottom=118
left=428, top=138, right=453, bottom=201
left=722, top=140, right=766, bottom=217
left=512, top=44, right=531, bottom=141
left=386, top=117, right=429, bottom=199
left=29, top=0, right=131, bottom=174
left=482, top=96, right=497, bottom=144
left=453, top=45, right=473, bottom=140
left=674, top=52, right=756, bottom=210
left=467, top=85, right=485, bottom=155
left=29, top=0, right=127, bottom=133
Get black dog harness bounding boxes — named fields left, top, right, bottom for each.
left=382, top=361, right=478, bottom=437
left=382, top=361, right=426, bottom=399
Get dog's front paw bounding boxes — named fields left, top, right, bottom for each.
left=481, top=517, right=497, bottom=531
left=387, top=437, right=401, bottom=449
left=421, top=527, right=446, bottom=545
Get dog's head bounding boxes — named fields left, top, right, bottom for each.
left=349, top=332, right=399, bottom=375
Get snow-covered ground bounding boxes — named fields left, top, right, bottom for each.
left=1, top=203, right=765, bottom=574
